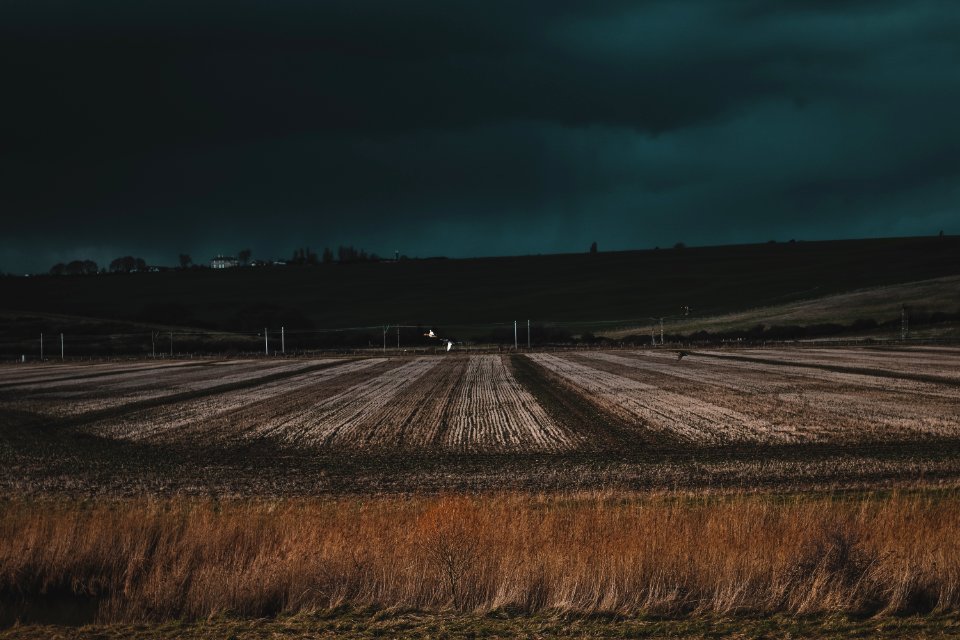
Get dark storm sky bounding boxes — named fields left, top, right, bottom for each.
left=2, top=1, right=959, bottom=273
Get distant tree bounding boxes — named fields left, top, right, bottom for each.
left=109, top=256, right=147, bottom=273
left=336, top=245, right=377, bottom=263
left=178, top=253, right=192, bottom=269
left=673, top=242, right=686, bottom=250
left=590, top=241, right=598, bottom=254
left=53, top=260, right=97, bottom=275
left=290, top=247, right=318, bottom=266
left=941, top=230, right=945, bottom=239
left=322, top=247, right=334, bottom=264
left=65, top=260, right=98, bottom=275
left=337, top=245, right=355, bottom=262
left=238, top=248, right=252, bottom=265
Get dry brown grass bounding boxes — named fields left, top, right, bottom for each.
left=3, top=491, right=960, bottom=623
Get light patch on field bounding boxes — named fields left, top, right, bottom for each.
left=438, top=355, right=575, bottom=451
left=85, top=359, right=384, bottom=441
left=530, top=353, right=789, bottom=444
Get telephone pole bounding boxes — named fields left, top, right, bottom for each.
left=169, top=331, right=173, bottom=357
left=40, top=333, right=43, bottom=361
left=264, top=328, right=269, bottom=355
left=281, top=326, right=285, bottom=354
left=60, top=333, right=64, bottom=360
left=527, top=320, right=530, bottom=349
left=660, top=317, right=664, bottom=345
left=397, top=325, right=400, bottom=349
left=514, top=320, right=518, bottom=350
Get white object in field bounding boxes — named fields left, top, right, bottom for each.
left=425, top=329, right=436, bottom=338
left=444, top=339, right=453, bottom=352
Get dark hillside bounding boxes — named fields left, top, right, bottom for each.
left=3, top=237, right=958, bottom=333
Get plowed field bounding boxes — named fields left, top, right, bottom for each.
left=2, top=346, right=960, bottom=496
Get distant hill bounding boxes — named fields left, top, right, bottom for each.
left=1, top=236, right=958, bottom=353
left=600, top=274, right=960, bottom=342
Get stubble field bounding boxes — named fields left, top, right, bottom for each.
left=3, top=346, right=960, bottom=496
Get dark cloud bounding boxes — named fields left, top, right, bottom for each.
left=1, top=0, right=958, bottom=272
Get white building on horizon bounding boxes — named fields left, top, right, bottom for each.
left=210, top=255, right=240, bottom=269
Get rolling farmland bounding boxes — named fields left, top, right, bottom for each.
left=4, top=346, right=960, bottom=629
left=2, top=346, right=960, bottom=496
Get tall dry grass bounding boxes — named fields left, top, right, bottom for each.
left=2, top=492, right=959, bottom=622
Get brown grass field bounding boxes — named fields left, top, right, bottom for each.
left=3, top=492, right=960, bottom=622
left=3, top=346, right=960, bottom=636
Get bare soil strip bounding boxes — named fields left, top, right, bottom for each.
left=697, top=350, right=960, bottom=387
left=246, top=358, right=442, bottom=447
left=313, top=354, right=578, bottom=453
left=437, top=355, right=576, bottom=452
left=509, top=353, right=647, bottom=450
left=170, top=358, right=403, bottom=445
left=85, top=358, right=398, bottom=448
left=1, top=360, right=310, bottom=418
left=680, top=350, right=960, bottom=406
left=752, top=347, right=960, bottom=380
left=580, top=351, right=960, bottom=443
left=72, top=359, right=373, bottom=439
left=0, top=360, right=207, bottom=388
left=526, top=353, right=695, bottom=446
left=530, top=353, right=776, bottom=445
left=356, top=355, right=471, bottom=449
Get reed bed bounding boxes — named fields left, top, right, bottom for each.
left=3, top=491, right=959, bottom=622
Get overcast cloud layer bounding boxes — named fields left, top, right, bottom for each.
left=2, top=0, right=959, bottom=272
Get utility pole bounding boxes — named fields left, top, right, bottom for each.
left=527, top=319, right=530, bottom=349
left=281, top=326, right=285, bottom=354
left=514, top=320, right=518, bottom=350
left=264, top=328, right=269, bottom=355
left=651, top=324, right=656, bottom=346
left=40, top=333, right=43, bottom=361
left=169, top=331, right=173, bottom=357
left=151, top=332, right=155, bottom=358
left=397, top=325, right=400, bottom=349
left=383, top=325, right=387, bottom=353
left=60, top=333, right=64, bottom=360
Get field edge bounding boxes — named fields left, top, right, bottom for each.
left=3, top=610, right=960, bottom=639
